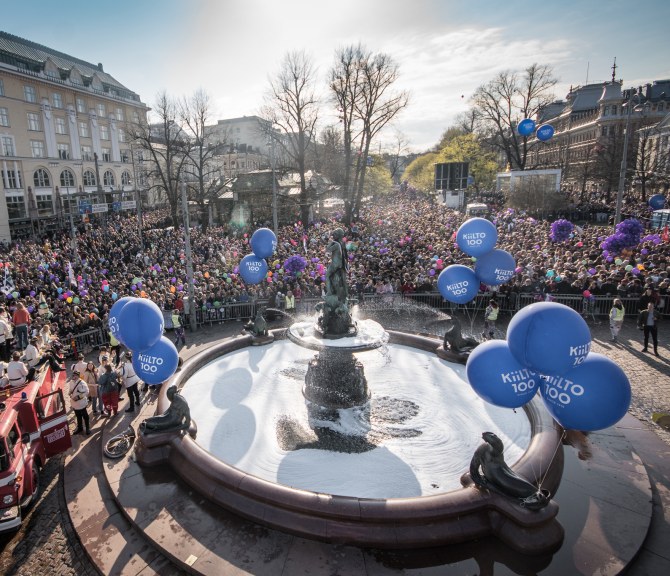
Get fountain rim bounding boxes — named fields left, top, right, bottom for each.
left=144, top=328, right=564, bottom=551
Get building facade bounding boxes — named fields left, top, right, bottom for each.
left=0, top=32, right=149, bottom=242
left=531, top=79, right=670, bottom=202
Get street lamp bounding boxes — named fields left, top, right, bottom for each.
left=180, top=181, right=197, bottom=332
left=615, top=89, right=643, bottom=225
left=268, top=137, right=278, bottom=233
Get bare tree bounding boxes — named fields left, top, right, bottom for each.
left=126, top=91, right=190, bottom=227
left=330, top=44, right=409, bottom=223
left=387, top=130, right=410, bottom=184
left=179, top=89, right=227, bottom=233
left=262, top=51, right=319, bottom=225
left=470, top=63, right=557, bottom=170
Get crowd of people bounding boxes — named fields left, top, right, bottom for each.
left=0, top=187, right=667, bottom=364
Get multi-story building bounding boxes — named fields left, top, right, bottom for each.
left=0, top=31, right=148, bottom=242
left=531, top=78, right=670, bottom=203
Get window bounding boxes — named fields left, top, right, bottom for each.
left=83, top=170, right=96, bottom=186
left=2, top=169, right=22, bottom=188
left=115, top=107, right=124, bottom=121
left=33, top=168, right=51, bottom=187
left=36, top=193, right=53, bottom=216
left=0, top=78, right=4, bottom=96
left=81, top=145, right=93, bottom=161
left=24, top=85, right=37, bottom=103
left=55, top=117, right=67, bottom=134
left=78, top=121, right=89, bottom=138
left=103, top=170, right=115, bottom=187
left=6, top=195, right=25, bottom=219
left=0, top=107, right=8, bottom=127
left=121, top=171, right=131, bottom=186
left=100, top=125, right=109, bottom=140
left=76, top=98, right=86, bottom=113
left=52, top=92, right=63, bottom=109
left=132, top=111, right=139, bottom=123
left=27, top=112, right=41, bottom=131
left=1, top=136, right=16, bottom=156
left=118, top=130, right=126, bottom=143
left=120, top=150, right=129, bottom=163
left=57, top=143, right=70, bottom=159
left=97, top=103, right=106, bottom=117
left=60, top=169, right=75, bottom=187
left=101, top=148, right=111, bottom=162
left=31, top=140, right=45, bottom=158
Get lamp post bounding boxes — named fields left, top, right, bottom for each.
left=615, top=89, right=642, bottom=225
left=180, top=181, right=198, bottom=332
left=269, top=136, right=278, bottom=233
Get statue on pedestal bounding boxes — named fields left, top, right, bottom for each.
left=140, top=385, right=191, bottom=435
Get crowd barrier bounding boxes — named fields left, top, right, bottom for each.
left=61, top=291, right=664, bottom=354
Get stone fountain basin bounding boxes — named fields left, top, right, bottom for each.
left=136, top=329, right=565, bottom=553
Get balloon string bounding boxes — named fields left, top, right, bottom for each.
left=537, top=429, right=566, bottom=490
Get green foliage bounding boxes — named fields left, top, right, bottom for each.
left=402, top=152, right=438, bottom=193
left=364, top=160, right=394, bottom=197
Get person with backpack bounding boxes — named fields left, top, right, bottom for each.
left=120, top=351, right=142, bottom=412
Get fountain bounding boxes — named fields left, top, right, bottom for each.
left=135, top=230, right=565, bottom=554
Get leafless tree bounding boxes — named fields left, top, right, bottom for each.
left=261, top=51, right=319, bottom=225
left=179, top=89, right=227, bottom=233
left=126, top=91, right=190, bottom=227
left=470, top=63, right=557, bottom=171
left=330, top=44, right=409, bottom=222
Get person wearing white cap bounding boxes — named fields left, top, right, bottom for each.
left=68, top=370, right=91, bottom=435
left=7, top=351, right=28, bottom=387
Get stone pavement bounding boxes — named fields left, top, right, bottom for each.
left=0, top=314, right=668, bottom=575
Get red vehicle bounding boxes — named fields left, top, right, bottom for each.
left=0, top=367, right=71, bottom=532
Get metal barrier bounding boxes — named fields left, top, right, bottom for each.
left=66, top=327, right=108, bottom=356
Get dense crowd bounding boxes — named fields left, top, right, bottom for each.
left=0, top=189, right=668, bottom=357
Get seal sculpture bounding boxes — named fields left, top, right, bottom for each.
left=469, top=431, right=550, bottom=510
left=140, top=385, right=191, bottom=435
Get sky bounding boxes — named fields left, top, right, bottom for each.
left=3, top=0, right=670, bottom=152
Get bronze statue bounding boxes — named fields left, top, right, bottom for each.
left=244, top=308, right=268, bottom=337
left=469, top=432, right=550, bottom=510
left=140, top=385, right=191, bottom=435
left=317, top=229, right=356, bottom=337
left=443, top=316, right=479, bottom=353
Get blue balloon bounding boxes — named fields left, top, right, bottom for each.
left=108, top=296, right=134, bottom=345
left=239, top=254, right=268, bottom=284
left=466, top=340, right=539, bottom=408
left=456, top=218, right=497, bottom=257
left=437, top=265, right=479, bottom=304
left=540, top=353, right=631, bottom=431
left=117, top=298, right=165, bottom=351
left=250, top=228, right=277, bottom=259
left=474, top=249, right=516, bottom=286
left=507, top=302, right=591, bottom=375
left=517, top=118, right=536, bottom=136
left=132, top=336, right=180, bottom=385
left=536, top=124, right=555, bottom=142
left=649, top=194, right=666, bottom=210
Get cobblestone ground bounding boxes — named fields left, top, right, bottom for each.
left=0, top=317, right=667, bottom=574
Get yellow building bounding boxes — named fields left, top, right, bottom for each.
left=0, top=31, right=148, bottom=242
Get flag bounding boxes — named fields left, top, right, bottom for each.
left=0, top=268, right=14, bottom=296
left=67, top=261, right=77, bottom=287
left=663, top=225, right=669, bottom=243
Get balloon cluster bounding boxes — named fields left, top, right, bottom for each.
left=109, top=297, right=179, bottom=385
left=466, top=302, right=631, bottom=431
left=517, top=118, right=555, bottom=141
left=239, top=228, right=277, bottom=284
left=549, top=219, right=574, bottom=243
left=437, top=218, right=516, bottom=304
left=600, top=218, right=644, bottom=255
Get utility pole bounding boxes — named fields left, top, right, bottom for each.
left=181, top=181, right=198, bottom=332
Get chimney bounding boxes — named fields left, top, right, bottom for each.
left=645, top=83, right=652, bottom=99
left=98, top=63, right=104, bottom=72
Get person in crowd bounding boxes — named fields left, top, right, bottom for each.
left=609, top=298, right=625, bottom=342
left=483, top=300, right=499, bottom=340
left=639, top=286, right=661, bottom=311
left=12, top=301, right=31, bottom=351
left=637, top=302, right=661, bottom=356
left=172, top=309, right=186, bottom=347
left=82, top=361, right=102, bottom=415
left=23, top=337, right=42, bottom=381
left=68, top=370, right=91, bottom=435
left=7, top=351, right=28, bottom=387
left=0, top=311, right=10, bottom=363
left=97, top=362, right=119, bottom=416
left=284, top=290, right=295, bottom=313
left=72, top=353, right=87, bottom=377
left=120, top=351, right=141, bottom=412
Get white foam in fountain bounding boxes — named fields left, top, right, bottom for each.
left=181, top=340, right=531, bottom=499
left=287, top=318, right=388, bottom=350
